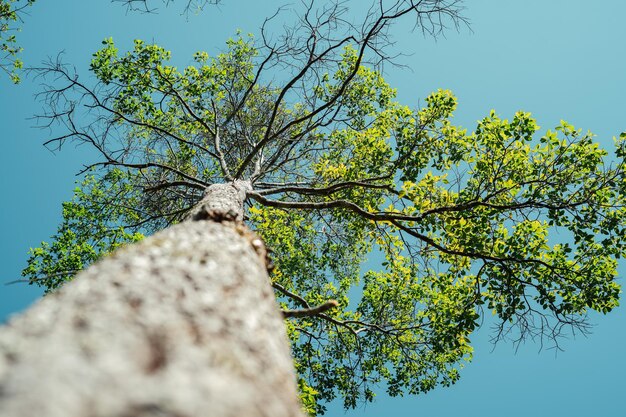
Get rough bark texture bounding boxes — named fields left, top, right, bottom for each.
left=0, top=183, right=304, bottom=417
left=185, top=181, right=252, bottom=222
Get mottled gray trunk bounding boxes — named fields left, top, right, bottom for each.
left=0, top=182, right=304, bottom=417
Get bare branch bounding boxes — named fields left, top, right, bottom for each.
left=233, top=0, right=467, bottom=178
left=213, top=129, right=233, bottom=181
left=113, top=0, right=223, bottom=15
left=255, top=176, right=395, bottom=196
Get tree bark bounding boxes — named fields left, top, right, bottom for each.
left=0, top=183, right=304, bottom=417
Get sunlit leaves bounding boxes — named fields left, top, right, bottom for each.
left=0, top=0, right=35, bottom=83
left=308, top=79, right=626, bottom=406
left=396, top=89, right=470, bottom=180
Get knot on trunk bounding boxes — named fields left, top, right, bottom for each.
left=189, top=208, right=240, bottom=223
left=185, top=180, right=251, bottom=222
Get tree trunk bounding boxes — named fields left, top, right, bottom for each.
left=0, top=182, right=304, bottom=417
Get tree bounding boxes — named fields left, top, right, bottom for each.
left=2, top=1, right=626, bottom=416
left=0, top=0, right=35, bottom=83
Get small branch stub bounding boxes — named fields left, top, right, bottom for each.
left=282, top=300, right=339, bottom=318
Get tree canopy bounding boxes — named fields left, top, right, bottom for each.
left=14, top=1, right=626, bottom=415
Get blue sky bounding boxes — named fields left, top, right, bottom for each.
left=1, top=1, right=625, bottom=416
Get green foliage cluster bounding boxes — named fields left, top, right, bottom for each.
left=23, top=171, right=144, bottom=292
left=0, top=0, right=35, bottom=83
left=24, top=37, right=626, bottom=415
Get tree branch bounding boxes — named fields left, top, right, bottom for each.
left=283, top=300, right=339, bottom=318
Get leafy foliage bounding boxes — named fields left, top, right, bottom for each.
left=0, top=0, right=34, bottom=83
left=25, top=35, right=626, bottom=415
left=23, top=170, right=144, bottom=292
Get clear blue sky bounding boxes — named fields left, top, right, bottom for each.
left=1, top=1, right=625, bottom=416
